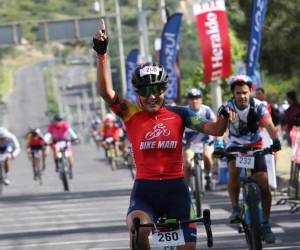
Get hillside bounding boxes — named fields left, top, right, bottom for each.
left=0, top=0, right=299, bottom=102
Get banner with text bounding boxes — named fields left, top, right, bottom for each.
left=194, top=0, right=231, bottom=83
left=246, top=0, right=268, bottom=88
left=160, top=13, right=182, bottom=100
left=126, top=48, right=139, bottom=103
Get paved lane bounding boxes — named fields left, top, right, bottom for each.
left=0, top=61, right=299, bottom=250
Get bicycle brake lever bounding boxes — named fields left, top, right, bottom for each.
left=203, top=209, right=213, bottom=248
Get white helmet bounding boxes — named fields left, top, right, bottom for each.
left=104, top=113, right=115, bottom=122
left=0, top=127, right=8, bottom=139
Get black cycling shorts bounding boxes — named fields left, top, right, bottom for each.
left=127, top=178, right=197, bottom=243
left=30, top=145, right=45, bottom=150
left=226, top=147, right=267, bottom=173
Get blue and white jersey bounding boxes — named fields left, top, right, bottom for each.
left=223, top=98, right=269, bottom=148
left=184, top=104, right=216, bottom=144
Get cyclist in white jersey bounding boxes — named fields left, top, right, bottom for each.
left=218, top=75, right=281, bottom=244
left=183, top=88, right=216, bottom=191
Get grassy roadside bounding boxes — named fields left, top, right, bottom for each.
left=276, top=145, right=292, bottom=180
left=0, top=63, right=14, bottom=102
left=43, top=69, right=59, bottom=119
left=0, top=45, right=49, bottom=103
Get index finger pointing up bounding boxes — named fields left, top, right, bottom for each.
left=100, top=18, right=106, bottom=33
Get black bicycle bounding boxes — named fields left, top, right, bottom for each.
left=131, top=209, right=213, bottom=250
left=104, top=137, right=117, bottom=171
left=0, top=151, right=9, bottom=195
left=125, top=144, right=136, bottom=180
left=31, top=149, right=44, bottom=185
left=55, top=141, right=71, bottom=191
left=192, top=151, right=204, bottom=218
left=224, top=147, right=274, bottom=250
left=188, top=142, right=206, bottom=218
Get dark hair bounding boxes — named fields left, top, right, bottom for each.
left=256, top=88, right=265, bottom=94
left=286, top=91, right=297, bottom=101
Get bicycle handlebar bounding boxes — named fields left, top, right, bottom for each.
left=220, top=147, right=274, bottom=157
left=203, top=209, right=213, bottom=247
left=133, top=209, right=213, bottom=248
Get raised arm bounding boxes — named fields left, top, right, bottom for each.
left=93, top=19, right=115, bottom=104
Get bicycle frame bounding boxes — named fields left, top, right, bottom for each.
left=0, top=155, right=6, bottom=195
left=131, top=209, right=213, bottom=250
left=192, top=152, right=204, bottom=217
left=31, top=149, right=43, bottom=185
left=226, top=147, right=272, bottom=250
left=0, top=152, right=10, bottom=195
left=104, top=138, right=117, bottom=171
left=55, top=141, right=70, bottom=191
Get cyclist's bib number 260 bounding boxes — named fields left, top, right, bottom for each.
left=236, top=154, right=254, bottom=169
left=151, top=229, right=185, bottom=247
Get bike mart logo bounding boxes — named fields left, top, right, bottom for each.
left=140, top=123, right=177, bottom=150
left=145, top=123, right=171, bottom=140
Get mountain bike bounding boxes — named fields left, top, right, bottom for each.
left=125, top=144, right=136, bottom=180
left=55, top=141, right=71, bottom=191
left=31, top=149, right=44, bottom=185
left=224, top=147, right=274, bottom=250
left=131, top=209, right=213, bottom=250
left=0, top=152, right=10, bottom=195
left=189, top=142, right=205, bottom=218
left=104, top=137, right=117, bottom=171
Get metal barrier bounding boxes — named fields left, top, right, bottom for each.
left=288, top=162, right=300, bottom=213
left=276, top=126, right=300, bottom=213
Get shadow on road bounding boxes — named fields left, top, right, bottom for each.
left=0, top=188, right=131, bottom=204
left=0, top=224, right=127, bottom=240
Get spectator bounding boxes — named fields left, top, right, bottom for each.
left=283, top=91, right=300, bottom=145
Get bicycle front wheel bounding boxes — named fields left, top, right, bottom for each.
left=59, top=160, right=69, bottom=191
left=131, top=218, right=140, bottom=250
left=245, top=184, right=262, bottom=250
left=0, top=166, right=4, bottom=195
left=34, top=158, right=43, bottom=186
left=194, top=164, right=203, bottom=217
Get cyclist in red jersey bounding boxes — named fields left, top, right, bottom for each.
left=26, top=128, right=47, bottom=179
left=93, top=19, right=235, bottom=250
left=100, top=113, right=124, bottom=160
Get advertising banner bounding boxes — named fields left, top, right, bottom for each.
left=160, top=13, right=183, bottom=100
left=126, top=48, right=139, bottom=103
left=194, top=0, right=231, bottom=83
left=246, top=0, right=268, bottom=86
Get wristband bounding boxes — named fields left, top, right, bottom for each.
left=97, top=53, right=107, bottom=60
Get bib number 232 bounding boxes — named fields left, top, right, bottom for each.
left=236, top=154, right=255, bottom=169
left=151, top=229, right=185, bottom=247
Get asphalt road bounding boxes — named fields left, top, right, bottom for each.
left=0, top=61, right=299, bottom=250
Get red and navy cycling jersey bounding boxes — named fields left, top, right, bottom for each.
left=110, top=95, right=208, bottom=180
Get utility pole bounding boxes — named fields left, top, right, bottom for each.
left=92, top=0, right=112, bottom=120
left=137, top=0, right=151, bottom=62
left=115, top=0, right=127, bottom=97
left=210, top=81, right=223, bottom=113
left=160, top=0, right=167, bottom=24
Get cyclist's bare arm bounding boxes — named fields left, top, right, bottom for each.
left=203, top=116, right=230, bottom=136
left=187, top=108, right=235, bottom=136
left=94, top=19, right=116, bottom=104
left=261, top=115, right=278, bottom=139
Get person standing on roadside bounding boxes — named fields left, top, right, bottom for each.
left=283, top=91, right=300, bottom=145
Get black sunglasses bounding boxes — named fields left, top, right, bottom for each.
left=136, top=85, right=166, bottom=97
